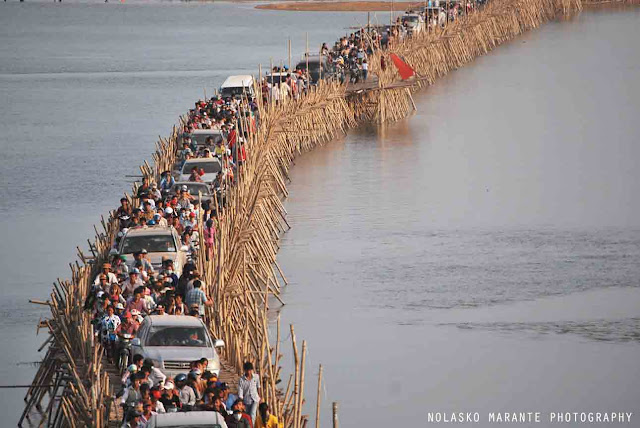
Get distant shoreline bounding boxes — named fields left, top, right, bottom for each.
left=255, top=1, right=424, bottom=11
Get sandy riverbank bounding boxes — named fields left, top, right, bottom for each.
left=256, top=1, right=423, bottom=11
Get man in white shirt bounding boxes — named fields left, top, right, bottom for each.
left=122, top=269, right=144, bottom=297
left=94, top=263, right=119, bottom=287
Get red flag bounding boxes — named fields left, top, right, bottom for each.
left=389, top=53, right=415, bottom=80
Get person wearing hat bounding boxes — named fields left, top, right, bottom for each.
left=94, top=262, right=119, bottom=287
left=94, top=274, right=110, bottom=296
left=187, top=369, right=204, bottom=402
left=175, top=373, right=196, bottom=411
left=229, top=400, right=252, bottom=428
left=220, top=382, right=238, bottom=412
left=116, top=311, right=140, bottom=344
left=114, top=302, right=126, bottom=317
left=202, top=147, right=213, bottom=158
left=120, top=372, right=143, bottom=411
left=111, top=254, right=129, bottom=276
left=122, top=268, right=144, bottom=297
left=181, top=211, right=197, bottom=230
left=178, top=186, right=194, bottom=210
left=121, top=363, right=138, bottom=387
left=150, top=387, right=166, bottom=414
left=124, top=409, right=142, bottom=428
left=159, top=381, right=180, bottom=412
left=149, top=182, right=161, bottom=201
left=238, top=361, right=260, bottom=423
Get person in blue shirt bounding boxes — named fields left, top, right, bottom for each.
left=220, top=383, right=237, bottom=412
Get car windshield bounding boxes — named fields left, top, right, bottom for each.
left=121, top=234, right=176, bottom=254
left=190, top=133, right=223, bottom=146
left=221, top=87, right=249, bottom=97
left=172, top=184, right=210, bottom=196
left=146, top=326, right=210, bottom=347
left=182, top=161, right=221, bottom=174
left=266, top=74, right=288, bottom=85
left=404, top=16, right=419, bottom=23
left=296, top=61, right=323, bottom=72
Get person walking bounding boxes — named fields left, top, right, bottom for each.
left=238, top=361, right=260, bottom=424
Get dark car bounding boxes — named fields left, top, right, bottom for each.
left=295, top=55, right=334, bottom=84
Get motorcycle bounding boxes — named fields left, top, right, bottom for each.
left=349, top=64, right=362, bottom=84
left=101, top=325, right=118, bottom=362
left=118, top=333, right=134, bottom=374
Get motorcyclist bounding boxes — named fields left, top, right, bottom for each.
left=175, top=373, right=196, bottom=411
left=100, top=305, right=121, bottom=362
left=116, top=312, right=139, bottom=339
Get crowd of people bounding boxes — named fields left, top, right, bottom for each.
left=81, top=92, right=287, bottom=426
left=84, top=14, right=457, bottom=424
left=118, top=359, right=280, bottom=428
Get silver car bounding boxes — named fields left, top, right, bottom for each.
left=131, top=315, right=225, bottom=377
left=146, top=411, right=228, bottom=427
left=117, top=225, right=188, bottom=276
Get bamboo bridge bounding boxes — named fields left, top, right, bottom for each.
left=19, top=0, right=637, bottom=426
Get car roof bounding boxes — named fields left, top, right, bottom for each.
left=124, top=225, right=175, bottom=236
left=147, top=315, right=206, bottom=328
left=190, top=129, right=223, bottom=135
left=172, top=181, right=208, bottom=187
left=221, top=75, right=254, bottom=89
left=183, top=158, right=221, bottom=164
left=150, top=411, right=225, bottom=426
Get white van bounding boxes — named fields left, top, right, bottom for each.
left=220, top=74, right=255, bottom=99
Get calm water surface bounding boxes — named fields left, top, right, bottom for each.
left=0, top=1, right=362, bottom=424
left=1, top=2, right=639, bottom=427
left=276, top=8, right=640, bottom=428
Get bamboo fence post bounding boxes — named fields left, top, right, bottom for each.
left=315, top=364, right=323, bottom=428
left=290, top=325, right=299, bottom=428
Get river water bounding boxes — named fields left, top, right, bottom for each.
left=1, top=1, right=639, bottom=427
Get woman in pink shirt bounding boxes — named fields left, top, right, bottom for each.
left=204, top=219, right=216, bottom=261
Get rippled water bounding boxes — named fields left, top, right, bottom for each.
left=1, top=2, right=639, bottom=427
left=275, top=8, right=640, bottom=428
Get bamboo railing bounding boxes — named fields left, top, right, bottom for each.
left=359, top=0, right=584, bottom=122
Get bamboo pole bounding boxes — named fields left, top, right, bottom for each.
left=315, top=364, right=323, bottom=428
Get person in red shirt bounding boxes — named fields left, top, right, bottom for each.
left=116, top=312, right=139, bottom=337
